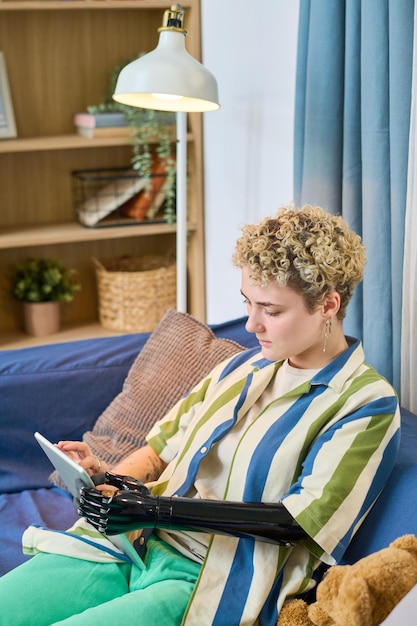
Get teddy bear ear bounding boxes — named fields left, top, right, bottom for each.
left=308, top=567, right=346, bottom=626
left=308, top=601, right=336, bottom=626
left=337, top=573, right=373, bottom=626
left=309, top=567, right=375, bottom=626
left=315, top=566, right=346, bottom=602
left=390, top=534, right=417, bottom=559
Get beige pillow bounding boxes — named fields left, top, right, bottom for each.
left=50, top=309, right=244, bottom=489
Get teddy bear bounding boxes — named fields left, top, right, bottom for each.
left=277, top=534, right=417, bottom=626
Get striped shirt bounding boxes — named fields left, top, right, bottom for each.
left=146, top=338, right=400, bottom=626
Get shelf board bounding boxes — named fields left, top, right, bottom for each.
left=0, top=132, right=191, bottom=154
left=0, top=1, right=192, bottom=11
left=0, top=321, right=124, bottom=351
left=0, top=134, right=133, bottom=153
left=0, top=220, right=198, bottom=249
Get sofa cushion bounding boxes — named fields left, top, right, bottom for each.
left=50, top=309, right=244, bottom=489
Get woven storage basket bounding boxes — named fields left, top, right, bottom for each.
left=94, top=255, right=176, bottom=333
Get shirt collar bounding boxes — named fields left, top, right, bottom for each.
left=251, top=337, right=364, bottom=394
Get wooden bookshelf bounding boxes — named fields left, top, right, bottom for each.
left=0, top=0, right=206, bottom=346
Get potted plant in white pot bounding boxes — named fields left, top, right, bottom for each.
left=9, top=258, right=81, bottom=336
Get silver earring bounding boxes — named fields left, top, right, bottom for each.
left=323, top=318, right=332, bottom=353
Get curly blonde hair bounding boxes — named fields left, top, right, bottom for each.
left=233, top=205, right=366, bottom=319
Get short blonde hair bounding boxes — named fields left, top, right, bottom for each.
left=233, top=205, right=366, bottom=319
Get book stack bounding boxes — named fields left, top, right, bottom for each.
left=74, top=112, right=131, bottom=139
left=76, top=173, right=147, bottom=227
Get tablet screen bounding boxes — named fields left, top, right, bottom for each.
left=34, top=431, right=94, bottom=498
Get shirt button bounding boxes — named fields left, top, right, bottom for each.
left=200, top=446, right=208, bottom=454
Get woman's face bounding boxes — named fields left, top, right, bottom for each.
left=241, top=266, right=326, bottom=369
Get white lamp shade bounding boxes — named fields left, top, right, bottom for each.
left=113, top=30, right=220, bottom=113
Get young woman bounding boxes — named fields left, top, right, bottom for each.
left=0, top=205, right=400, bottom=626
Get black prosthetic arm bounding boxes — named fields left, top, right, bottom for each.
left=78, top=472, right=306, bottom=546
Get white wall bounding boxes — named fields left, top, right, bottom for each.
left=201, top=0, right=300, bottom=323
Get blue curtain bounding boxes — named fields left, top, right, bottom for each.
left=294, top=0, right=414, bottom=392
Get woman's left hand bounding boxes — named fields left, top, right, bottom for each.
left=55, top=440, right=108, bottom=476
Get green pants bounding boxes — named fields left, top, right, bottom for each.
left=0, top=534, right=201, bottom=625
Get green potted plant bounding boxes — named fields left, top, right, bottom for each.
left=9, top=258, right=81, bottom=337
left=87, top=57, right=177, bottom=223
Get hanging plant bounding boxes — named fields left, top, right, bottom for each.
left=87, top=57, right=177, bottom=224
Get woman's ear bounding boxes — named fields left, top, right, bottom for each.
left=322, top=291, right=341, bottom=318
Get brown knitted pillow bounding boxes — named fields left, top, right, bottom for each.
left=50, top=309, right=244, bottom=489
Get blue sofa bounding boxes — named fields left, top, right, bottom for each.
left=0, top=313, right=416, bottom=578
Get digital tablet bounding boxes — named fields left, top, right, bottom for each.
left=34, top=431, right=145, bottom=569
left=35, top=431, right=94, bottom=498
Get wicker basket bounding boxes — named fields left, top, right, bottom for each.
left=94, top=255, right=176, bottom=333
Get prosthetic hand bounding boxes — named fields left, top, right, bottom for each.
left=78, top=471, right=306, bottom=547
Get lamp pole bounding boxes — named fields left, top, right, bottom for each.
left=176, top=111, right=188, bottom=312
